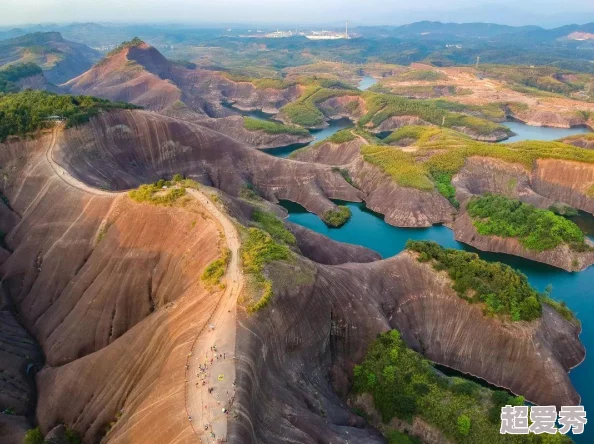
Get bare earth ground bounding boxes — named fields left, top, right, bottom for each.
left=185, top=189, right=243, bottom=443
left=378, top=65, right=594, bottom=115
left=46, top=125, right=243, bottom=443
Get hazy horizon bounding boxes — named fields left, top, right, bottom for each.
left=1, top=0, right=593, bottom=29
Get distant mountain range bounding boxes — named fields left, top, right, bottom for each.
left=2, top=21, right=594, bottom=48
left=355, top=21, right=594, bottom=43
left=0, top=31, right=100, bottom=84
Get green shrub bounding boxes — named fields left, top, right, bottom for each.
left=386, top=430, right=420, bottom=444
left=467, top=194, right=587, bottom=252
left=241, top=228, right=290, bottom=312
left=128, top=183, right=186, bottom=206
left=65, top=427, right=82, bottom=444
left=432, top=172, right=459, bottom=208
left=243, top=117, right=310, bottom=136
left=105, top=37, right=144, bottom=58
left=406, top=240, right=543, bottom=321
left=24, top=427, right=44, bottom=444
left=251, top=209, right=296, bottom=245
left=587, top=184, right=594, bottom=197
left=201, top=248, right=231, bottom=286
left=457, top=414, right=471, bottom=436
left=322, top=205, right=352, bottom=227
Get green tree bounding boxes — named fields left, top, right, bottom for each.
left=457, top=414, right=471, bottom=436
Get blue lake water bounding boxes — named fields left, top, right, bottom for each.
left=358, top=75, right=378, bottom=91
left=281, top=199, right=594, bottom=442
left=262, top=118, right=353, bottom=158
left=503, top=121, right=591, bottom=143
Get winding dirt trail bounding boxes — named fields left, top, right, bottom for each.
left=45, top=125, right=243, bottom=443
left=185, top=189, right=243, bottom=443
left=45, top=125, right=120, bottom=196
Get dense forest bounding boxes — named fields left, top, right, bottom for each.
left=0, top=63, right=42, bottom=93
left=353, top=330, right=571, bottom=444
left=467, top=194, right=587, bottom=252
left=406, top=240, right=542, bottom=321
left=0, top=90, right=139, bottom=141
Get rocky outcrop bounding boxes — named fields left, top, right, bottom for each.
left=63, top=41, right=302, bottom=119
left=292, top=140, right=455, bottom=227
left=286, top=221, right=382, bottom=264
left=230, top=250, right=584, bottom=443
left=0, top=114, right=586, bottom=444
left=0, top=134, right=226, bottom=442
left=292, top=138, right=365, bottom=165
left=194, top=115, right=313, bottom=149
left=350, top=158, right=455, bottom=227
left=368, top=115, right=429, bottom=134
left=452, top=126, right=510, bottom=142
left=53, top=110, right=361, bottom=219
left=507, top=112, right=591, bottom=130
left=15, top=73, right=62, bottom=94
left=0, top=414, right=30, bottom=444
left=532, top=158, right=594, bottom=215
left=454, top=156, right=594, bottom=215
left=318, top=95, right=366, bottom=121
left=0, top=32, right=100, bottom=84
left=63, top=43, right=184, bottom=113
left=562, top=134, right=594, bottom=150
left=453, top=210, right=594, bottom=271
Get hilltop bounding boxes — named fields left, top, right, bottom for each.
left=0, top=32, right=100, bottom=84
left=0, top=109, right=584, bottom=443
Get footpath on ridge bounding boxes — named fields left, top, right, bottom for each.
left=185, top=189, right=243, bottom=443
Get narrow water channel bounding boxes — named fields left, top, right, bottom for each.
left=503, top=121, right=591, bottom=143
left=280, top=199, right=594, bottom=443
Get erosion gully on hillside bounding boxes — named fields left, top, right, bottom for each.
left=0, top=115, right=587, bottom=444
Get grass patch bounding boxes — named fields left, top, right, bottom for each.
left=361, top=145, right=434, bottom=191
left=322, top=205, right=352, bottom=227
left=407, top=240, right=542, bottom=321
left=326, top=129, right=356, bottom=144
left=353, top=330, right=569, bottom=444
left=542, top=295, right=579, bottom=325
left=395, top=70, right=447, bottom=82
left=383, top=125, right=429, bottom=144
left=201, top=248, right=231, bottom=286
left=251, top=209, right=296, bottom=245
left=362, top=126, right=594, bottom=197
left=243, top=117, right=310, bottom=137
left=467, top=194, right=587, bottom=252
left=241, top=228, right=290, bottom=312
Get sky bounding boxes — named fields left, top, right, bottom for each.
left=0, top=0, right=593, bottom=27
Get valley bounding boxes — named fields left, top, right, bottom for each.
left=1, top=20, right=594, bottom=444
